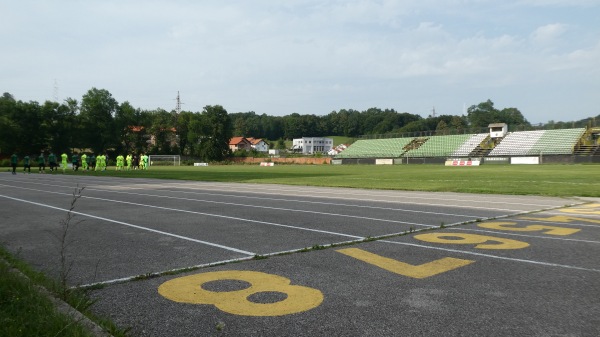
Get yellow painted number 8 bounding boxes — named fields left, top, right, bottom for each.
left=158, top=270, right=323, bottom=316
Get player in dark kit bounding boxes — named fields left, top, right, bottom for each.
left=23, top=155, right=31, bottom=173
left=37, top=153, right=46, bottom=173
left=48, top=152, right=57, bottom=172
left=11, top=153, right=18, bottom=174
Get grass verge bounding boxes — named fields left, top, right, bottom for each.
left=75, top=164, right=600, bottom=197
left=0, top=246, right=127, bottom=337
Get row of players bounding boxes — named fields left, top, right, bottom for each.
left=9, top=152, right=150, bottom=174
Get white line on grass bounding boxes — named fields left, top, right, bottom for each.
left=0, top=194, right=256, bottom=256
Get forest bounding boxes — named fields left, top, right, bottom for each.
left=1, top=88, right=596, bottom=161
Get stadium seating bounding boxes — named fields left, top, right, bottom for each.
left=405, top=134, right=473, bottom=157
left=336, top=128, right=588, bottom=159
left=451, top=133, right=489, bottom=157
left=334, top=137, right=414, bottom=158
left=488, top=130, right=545, bottom=156
left=526, top=128, right=586, bottom=155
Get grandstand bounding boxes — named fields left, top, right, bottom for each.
left=405, top=134, right=473, bottom=157
left=334, top=127, right=596, bottom=164
left=451, top=133, right=489, bottom=157
left=335, top=137, right=414, bottom=158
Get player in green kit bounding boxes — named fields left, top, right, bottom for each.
left=37, top=153, right=45, bottom=173
left=95, top=154, right=102, bottom=171
left=116, top=154, right=124, bottom=170
left=81, top=153, right=88, bottom=171
left=89, top=154, right=95, bottom=171
left=48, top=152, right=57, bottom=172
left=126, top=154, right=132, bottom=170
left=72, top=153, right=79, bottom=171
left=11, top=153, right=18, bottom=174
left=61, top=153, right=68, bottom=173
left=23, top=155, right=31, bottom=173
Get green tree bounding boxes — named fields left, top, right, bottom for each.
left=197, top=105, right=232, bottom=161
left=80, top=88, right=118, bottom=153
left=148, top=108, right=176, bottom=154
left=0, top=93, right=19, bottom=154
left=467, top=99, right=498, bottom=128
left=175, top=111, right=193, bottom=155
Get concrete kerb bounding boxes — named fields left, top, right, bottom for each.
left=1, top=257, right=113, bottom=337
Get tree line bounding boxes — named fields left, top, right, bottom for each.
left=1, top=88, right=595, bottom=161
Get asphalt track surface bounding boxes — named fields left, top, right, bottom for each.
left=0, top=172, right=599, bottom=337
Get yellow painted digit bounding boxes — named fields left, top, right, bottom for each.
left=478, top=222, right=580, bottom=236
left=520, top=215, right=600, bottom=224
left=337, top=248, right=474, bottom=279
left=560, top=204, right=600, bottom=215
left=158, top=271, right=323, bottom=316
left=414, top=233, right=529, bottom=249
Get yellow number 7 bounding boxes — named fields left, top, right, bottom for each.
left=336, top=248, right=474, bottom=279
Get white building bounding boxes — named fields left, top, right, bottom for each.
left=247, top=138, right=269, bottom=152
left=292, top=137, right=334, bottom=155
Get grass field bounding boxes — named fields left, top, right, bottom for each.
left=76, top=164, right=600, bottom=197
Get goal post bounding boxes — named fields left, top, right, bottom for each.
left=148, top=155, right=181, bottom=166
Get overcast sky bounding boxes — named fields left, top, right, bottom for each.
left=2, top=1, right=599, bottom=124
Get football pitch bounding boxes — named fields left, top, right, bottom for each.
left=79, top=163, right=599, bottom=197
left=1, top=164, right=599, bottom=336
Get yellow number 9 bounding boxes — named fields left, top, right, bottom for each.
left=414, top=233, right=529, bottom=249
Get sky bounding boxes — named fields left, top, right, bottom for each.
left=1, top=1, right=599, bottom=124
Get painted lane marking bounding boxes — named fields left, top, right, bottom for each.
left=476, top=222, right=581, bottom=236
left=0, top=194, right=255, bottom=256
left=5, top=175, right=571, bottom=211
left=378, top=240, right=600, bottom=273
left=158, top=271, right=323, bottom=316
left=0, top=178, right=487, bottom=222
left=337, top=248, right=474, bottom=278
left=520, top=215, right=600, bottom=225
left=0, top=184, right=364, bottom=240
left=450, top=228, right=600, bottom=244
left=414, top=233, right=530, bottom=249
left=0, top=180, right=438, bottom=228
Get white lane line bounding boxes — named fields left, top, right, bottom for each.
left=178, top=182, right=572, bottom=208
left=0, top=194, right=256, bottom=256
left=449, top=227, right=600, bottom=244
left=9, top=175, right=568, bottom=210
left=76, top=256, right=257, bottom=289
left=0, top=177, right=486, bottom=218
left=0, top=180, right=439, bottom=228
left=0, top=184, right=365, bottom=240
left=379, top=240, right=600, bottom=273
left=100, top=186, right=486, bottom=219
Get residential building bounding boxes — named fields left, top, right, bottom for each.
left=292, top=137, right=334, bottom=155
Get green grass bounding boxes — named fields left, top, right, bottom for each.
left=0, top=263, right=95, bottom=337
left=77, top=164, right=600, bottom=197
left=0, top=247, right=128, bottom=337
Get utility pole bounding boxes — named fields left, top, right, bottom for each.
left=53, top=79, right=59, bottom=102
left=174, top=91, right=183, bottom=115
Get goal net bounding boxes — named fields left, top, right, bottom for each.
left=148, top=155, right=181, bottom=166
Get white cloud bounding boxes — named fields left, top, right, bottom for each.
left=530, top=23, right=569, bottom=45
